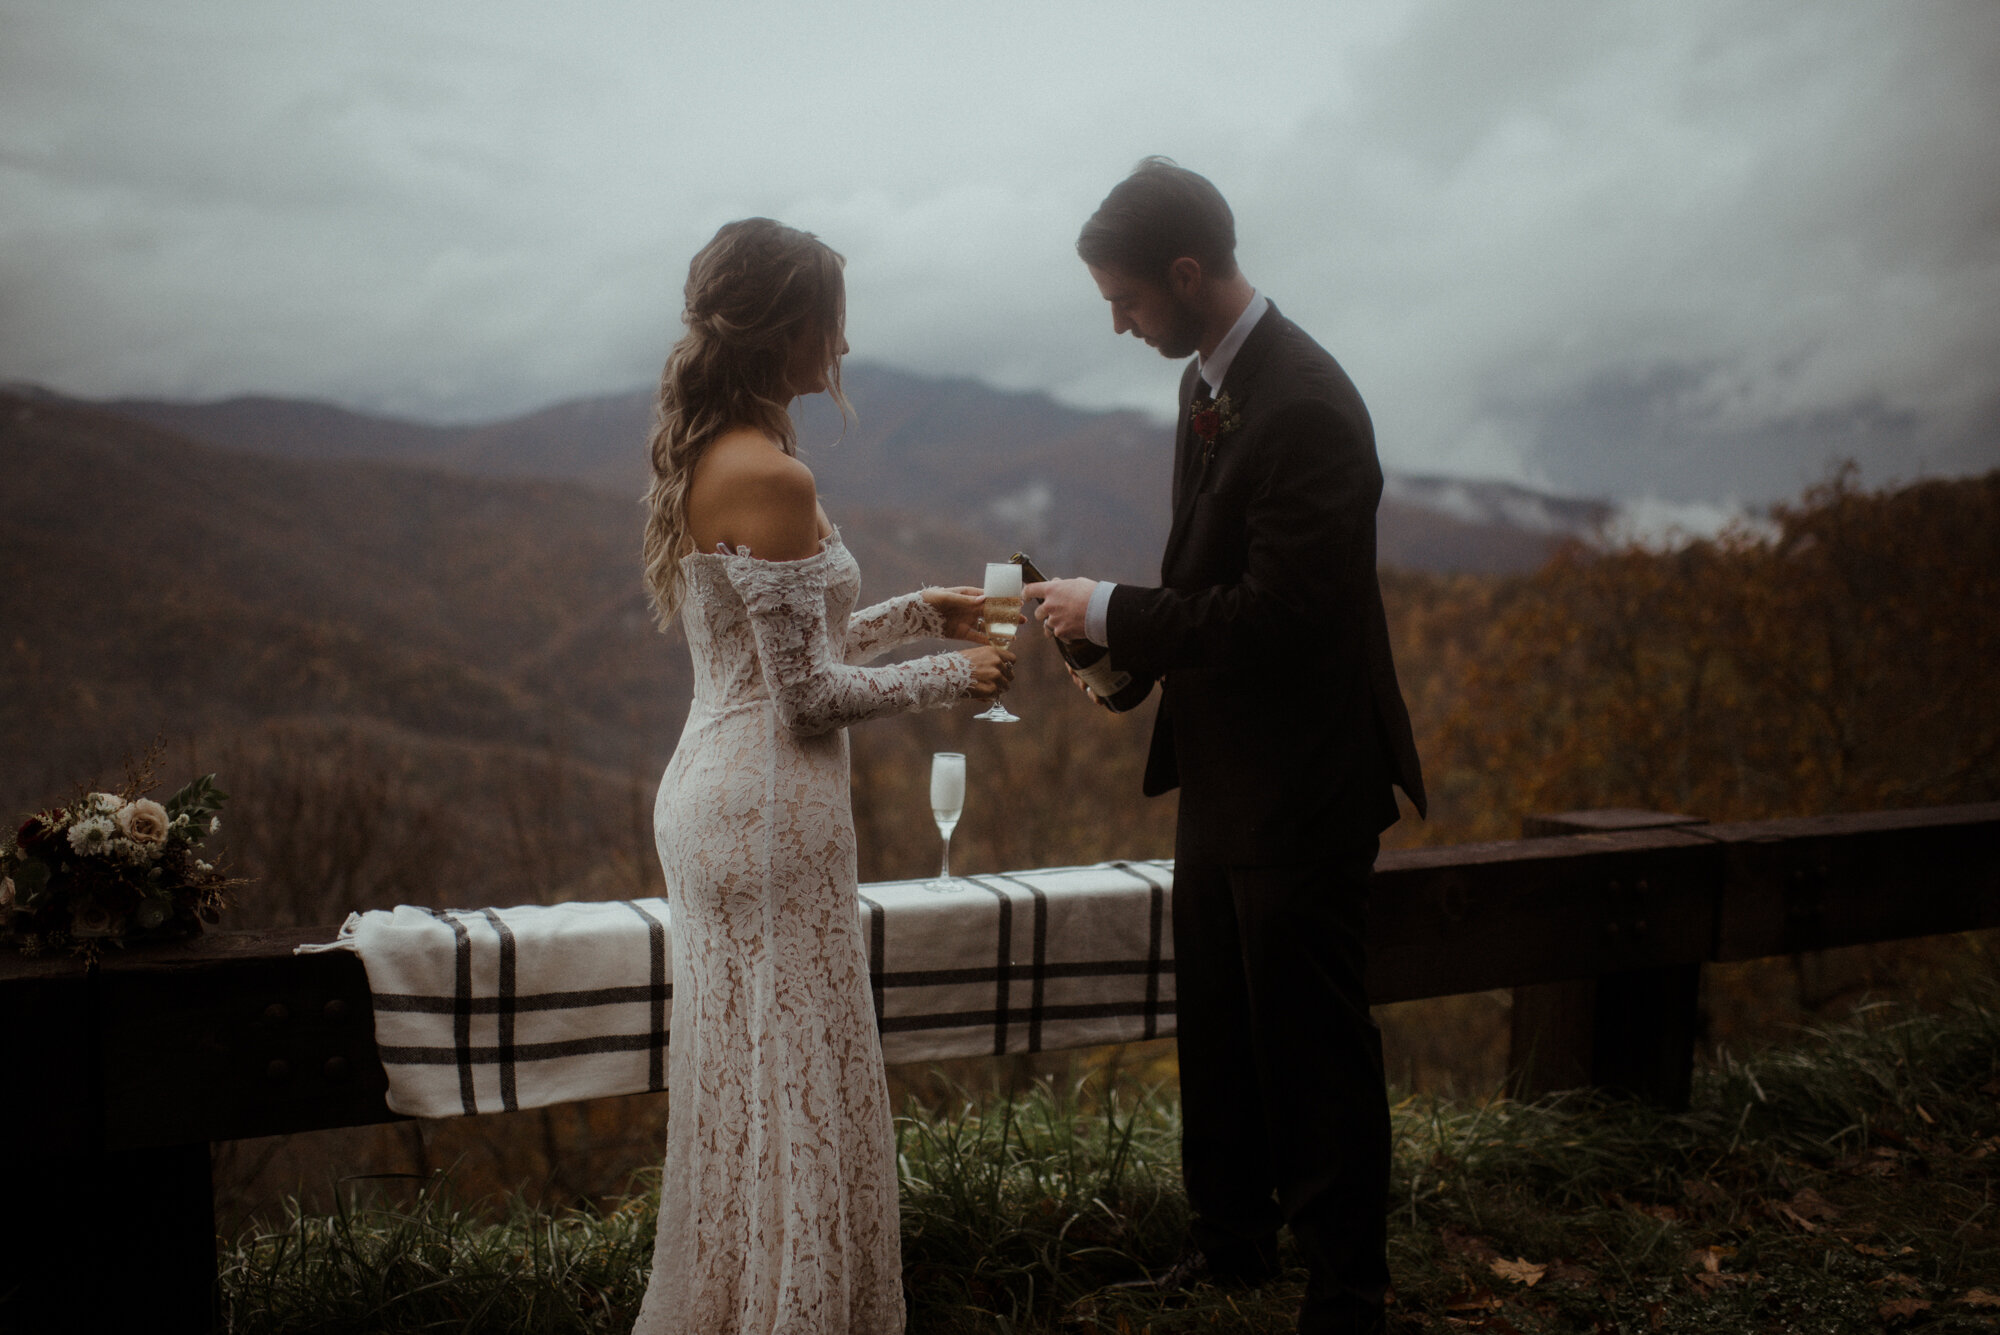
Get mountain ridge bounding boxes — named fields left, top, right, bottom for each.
left=39, top=366, right=1614, bottom=578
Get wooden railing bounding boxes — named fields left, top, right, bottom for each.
left=3, top=802, right=1996, bottom=1333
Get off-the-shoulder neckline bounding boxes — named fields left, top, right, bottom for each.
left=681, top=524, right=844, bottom=568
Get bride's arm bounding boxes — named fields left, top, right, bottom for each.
left=845, top=594, right=939, bottom=664
left=705, top=457, right=983, bottom=731
left=730, top=560, right=976, bottom=737
left=845, top=586, right=983, bottom=663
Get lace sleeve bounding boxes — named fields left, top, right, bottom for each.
left=845, top=592, right=943, bottom=664
left=727, top=558, right=975, bottom=737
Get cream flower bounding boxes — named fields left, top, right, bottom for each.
left=0, top=876, right=14, bottom=908
left=110, top=837, right=157, bottom=865
left=116, top=798, right=170, bottom=845
left=68, top=816, right=115, bottom=854
left=85, top=791, right=122, bottom=815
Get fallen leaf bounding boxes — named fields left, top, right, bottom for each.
left=1687, top=1245, right=1736, bottom=1273
left=1878, top=1296, right=1932, bottom=1323
left=1444, top=1288, right=1502, bottom=1311
left=1872, top=1273, right=1924, bottom=1292
left=1960, top=1288, right=2000, bottom=1308
left=1490, top=1257, right=1546, bottom=1287
left=1772, top=1202, right=1820, bottom=1232
left=1855, top=1242, right=1917, bottom=1258
left=1915, top=1103, right=1935, bottom=1124
left=1789, top=1187, right=1841, bottom=1221
left=1681, top=1178, right=1729, bottom=1210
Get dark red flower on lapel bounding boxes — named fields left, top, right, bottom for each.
left=1189, top=392, right=1242, bottom=454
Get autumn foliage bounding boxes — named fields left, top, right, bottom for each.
left=1385, top=467, right=2000, bottom=847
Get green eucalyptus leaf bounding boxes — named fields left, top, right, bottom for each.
left=164, top=773, right=226, bottom=821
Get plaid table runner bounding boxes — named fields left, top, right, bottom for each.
left=300, top=860, right=1177, bottom=1119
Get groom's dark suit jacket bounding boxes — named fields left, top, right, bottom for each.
left=1106, top=303, right=1425, bottom=864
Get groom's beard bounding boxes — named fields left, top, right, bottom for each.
left=1150, top=295, right=1206, bottom=360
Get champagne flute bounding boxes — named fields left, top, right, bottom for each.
left=927, top=751, right=966, bottom=892
left=976, top=561, right=1023, bottom=723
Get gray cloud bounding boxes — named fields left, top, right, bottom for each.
left=2, top=0, right=1995, bottom=503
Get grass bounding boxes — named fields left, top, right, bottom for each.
left=220, top=991, right=2000, bottom=1333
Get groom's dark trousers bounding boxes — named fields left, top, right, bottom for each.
left=1106, top=302, right=1424, bottom=1335
left=1172, top=844, right=1390, bottom=1331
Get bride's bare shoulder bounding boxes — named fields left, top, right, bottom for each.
left=689, top=430, right=822, bottom=560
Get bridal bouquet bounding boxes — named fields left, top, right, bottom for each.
left=1, top=772, right=238, bottom=957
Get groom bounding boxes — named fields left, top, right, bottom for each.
left=1027, top=158, right=1425, bottom=1335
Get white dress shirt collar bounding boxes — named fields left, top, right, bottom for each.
left=1195, top=290, right=1268, bottom=396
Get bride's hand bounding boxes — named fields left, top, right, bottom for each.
left=924, top=586, right=988, bottom=642
left=960, top=644, right=1015, bottom=700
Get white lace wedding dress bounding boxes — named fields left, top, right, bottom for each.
left=634, top=529, right=973, bottom=1335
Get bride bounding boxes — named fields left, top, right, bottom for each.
left=632, top=218, right=1015, bottom=1335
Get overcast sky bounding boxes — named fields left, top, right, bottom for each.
left=4, top=0, right=1996, bottom=505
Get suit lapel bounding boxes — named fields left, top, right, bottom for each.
left=1162, top=359, right=1202, bottom=581
left=1161, top=304, right=1285, bottom=580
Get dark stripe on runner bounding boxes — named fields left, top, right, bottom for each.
left=1112, top=861, right=1170, bottom=1040
left=370, top=983, right=674, bottom=1014
left=970, top=876, right=1015, bottom=1054
left=368, top=958, right=1158, bottom=1017
left=379, top=1029, right=676, bottom=1065
left=996, top=874, right=1049, bottom=1051
left=376, top=1000, right=1180, bottom=1063
left=875, top=999, right=1177, bottom=1035
left=421, top=907, right=479, bottom=1116
left=477, top=907, right=520, bottom=1112
left=621, top=900, right=670, bottom=1092
left=858, top=893, right=887, bottom=1033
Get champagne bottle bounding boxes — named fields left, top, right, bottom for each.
left=1011, top=551, right=1156, bottom=713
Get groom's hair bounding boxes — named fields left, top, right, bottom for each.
left=1077, top=157, right=1239, bottom=284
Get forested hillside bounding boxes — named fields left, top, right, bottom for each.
left=7, top=384, right=1991, bottom=932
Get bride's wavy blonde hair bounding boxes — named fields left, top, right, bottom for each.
left=641, top=218, right=850, bottom=628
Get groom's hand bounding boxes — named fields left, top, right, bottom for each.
left=1023, top=577, right=1097, bottom=641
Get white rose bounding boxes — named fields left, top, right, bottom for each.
left=116, top=798, right=170, bottom=846
left=86, top=792, right=122, bottom=814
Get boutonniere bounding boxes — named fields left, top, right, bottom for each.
left=1190, top=391, right=1242, bottom=460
